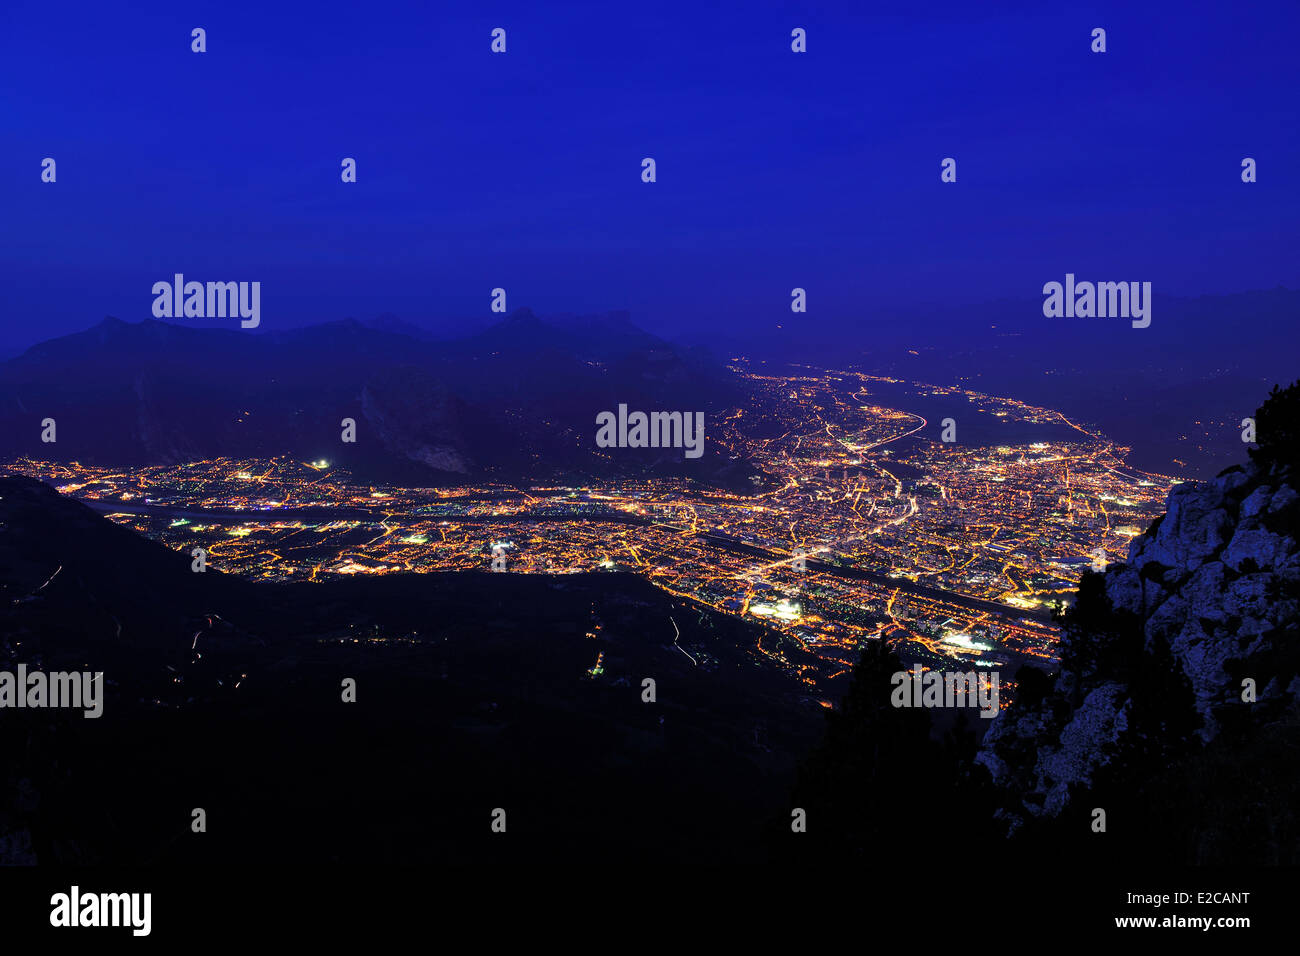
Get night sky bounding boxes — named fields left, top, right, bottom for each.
left=2, top=0, right=1298, bottom=354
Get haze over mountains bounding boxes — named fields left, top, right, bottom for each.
left=761, top=287, right=1300, bottom=478
left=0, top=308, right=755, bottom=487
left=2, top=287, right=1295, bottom=481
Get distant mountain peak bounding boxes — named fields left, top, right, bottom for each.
left=502, top=307, right=541, bottom=325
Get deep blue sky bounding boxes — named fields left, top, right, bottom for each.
left=2, top=0, right=1298, bottom=354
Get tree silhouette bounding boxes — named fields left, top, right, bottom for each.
left=785, top=638, right=962, bottom=859
left=1250, top=379, right=1300, bottom=475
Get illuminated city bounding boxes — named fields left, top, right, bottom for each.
left=1, top=0, right=1294, bottom=916
left=6, top=363, right=1173, bottom=698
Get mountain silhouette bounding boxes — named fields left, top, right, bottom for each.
left=0, top=311, right=756, bottom=487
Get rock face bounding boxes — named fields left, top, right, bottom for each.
left=978, top=458, right=1299, bottom=831
left=360, top=375, right=472, bottom=476
left=1108, top=465, right=1299, bottom=735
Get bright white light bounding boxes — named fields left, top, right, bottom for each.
left=943, top=632, right=992, bottom=651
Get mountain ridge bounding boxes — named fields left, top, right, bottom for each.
left=0, top=310, right=757, bottom=488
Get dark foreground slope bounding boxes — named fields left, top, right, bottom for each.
left=0, top=475, right=822, bottom=864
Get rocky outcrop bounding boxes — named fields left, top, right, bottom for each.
left=360, top=373, right=471, bottom=475
left=1106, top=463, right=1299, bottom=736
left=978, top=457, right=1299, bottom=831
